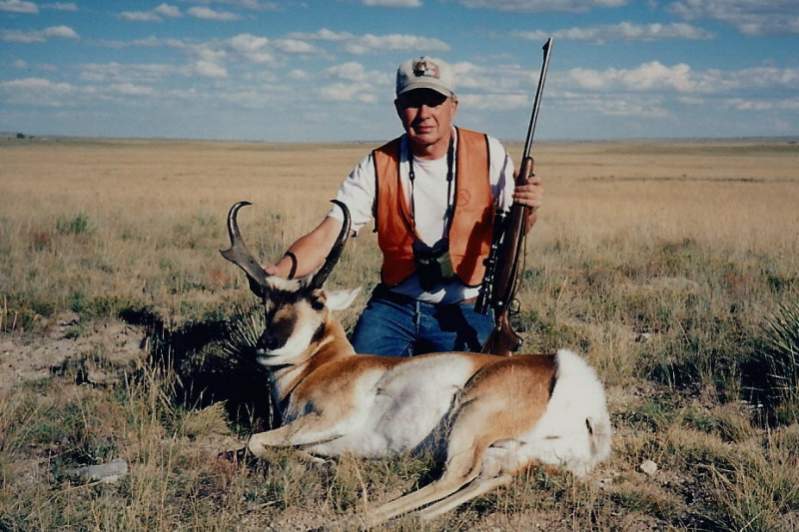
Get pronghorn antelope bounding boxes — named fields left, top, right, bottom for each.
left=221, top=200, right=612, bottom=526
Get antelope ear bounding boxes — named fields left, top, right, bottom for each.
left=325, top=288, right=361, bottom=311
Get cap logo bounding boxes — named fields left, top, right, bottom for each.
left=412, top=59, right=439, bottom=79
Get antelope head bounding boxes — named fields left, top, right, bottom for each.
left=220, top=201, right=359, bottom=367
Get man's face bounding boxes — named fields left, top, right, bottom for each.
left=394, top=88, right=458, bottom=151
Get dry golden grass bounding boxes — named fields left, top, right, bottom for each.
left=1, top=137, right=798, bottom=530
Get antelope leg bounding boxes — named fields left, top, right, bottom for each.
left=418, top=474, right=514, bottom=521
left=248, top=414, right=341, bottom=457
left=359, top=444, right=484, bottom=528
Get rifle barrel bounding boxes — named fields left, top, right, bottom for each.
left=522, top=38, right=553, bottom=160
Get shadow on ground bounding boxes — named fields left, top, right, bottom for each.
left=119, top=306, right=277, bottom=432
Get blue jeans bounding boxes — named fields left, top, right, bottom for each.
left=350, top=286, right=495, bottom=356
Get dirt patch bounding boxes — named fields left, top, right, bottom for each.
left=0, top=312, right=148, bottom=396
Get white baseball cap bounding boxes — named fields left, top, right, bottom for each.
left=395, top=56, right=455, bottom=97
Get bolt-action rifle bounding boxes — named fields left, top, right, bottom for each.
left=475, top=38, right=553, bottom=356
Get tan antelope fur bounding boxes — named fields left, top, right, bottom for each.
left=221, top=201, right=612, bottom=526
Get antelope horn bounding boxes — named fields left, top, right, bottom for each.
left=309, top=200, right=351, bottom=290
left=220, top=201, right=270, bottom=291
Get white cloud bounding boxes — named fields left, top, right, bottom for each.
left=590, top=98, right=670, bottom=118
left=43, top=2, right=78, bottom=10
left=344, top=33, right=449, bottom=54
left=325, top=61, right=392, bottom=86
left=724, top=97, right=799, bottom=111
left=191, top=60, right=228, bottom=78
left=0, top=77, right=71, bottom=91
left=361, top=0, right=422, bottom=6
left=241, top=50, right=274, bottom=63
left=325, top=62, right=369, bottom=81
left=80, top=62, right=173, bottom=83
left=0, top=0, right=37, bottom=13
left=287, top=27, right=449, bottom=55
left=1, top=25, right=79, bottom=43
left=555, top=91, right=670, bottom=117
left=459, top=93, right=530, bottom=111
left=452, top=61, right=533, bottom=92
left=229, top=33, right=268, bottom=52
left=563, top=62, right=799, bottom=94
left=730, top=66, right=799, bottom=90
left=187, top=0, right=278, bottom=10
left=514, top=21, right=713, bottom=43
left=319, top=82, right=377, bottom=103
left=1, top=75, right=171, bottom=107
left=228, top=34, right=273, bottom=63
left=0, top=77, right=75, bottom=106
left=110, top=83, right=155, bottom=96
left=154, top=3, right=182, bottom=17
left=273, top=38, right=319, bottom=54
left=44, top=25, right=79, bottom=39
left=678, top=96, right=704, bottom=105
left=452, top=58, right=798, bottom=124
left=194, top=45, right=227, bottom=63
left=456, top=0, right=627, bottom=12
left=129, top=36, right=188, bottom=48
left=669, top=0, right=799, bottom=35
left=448, top=61, right=535, bottom=111
left=319, top=62, right=390, bottom=104
left=120, top=11, right=162, bottom=22
left=288, top=28, right=353, bottom=42
left=567, top=61, right=698, bottom=92
left=120, top=4, right=181, bottom=22
left=187, top=6, right=241, bottom=20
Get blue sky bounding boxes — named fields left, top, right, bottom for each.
left=1, top=0, right=798, bottom=141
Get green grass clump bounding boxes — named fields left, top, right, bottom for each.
left=56, top=212, right=92, bottom=236
left=745, top=300, right=799, bottom=424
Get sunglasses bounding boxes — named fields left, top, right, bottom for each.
left=397, top=90, right=449, bottom=110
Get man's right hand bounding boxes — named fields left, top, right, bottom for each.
left=262, top=256, right=293, bottom=279
left=261, top=215, right=344, bottom=280
left=263, top=263, right=279, bottom=276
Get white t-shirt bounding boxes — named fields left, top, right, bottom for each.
left=329, top=128, right=516, bottom=304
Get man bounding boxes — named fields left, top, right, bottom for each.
left=264, top=56, right=543, bottom=356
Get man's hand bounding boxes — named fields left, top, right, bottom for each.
left=263, top=263, right=279, bottom=276
left=262, top=254, right=295, bottom=279
left=259, top=216, right=344, bottom=280
left=512, top=174, right=544, bottom=210
left=512, top=173, right=543, bottom=233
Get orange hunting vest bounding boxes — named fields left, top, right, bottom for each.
left=373, top=127, right=494, bottom=287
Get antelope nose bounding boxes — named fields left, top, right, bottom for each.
left=259, top=332, right=282, bottom=352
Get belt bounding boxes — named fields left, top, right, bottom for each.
left=373, top=284, right=478, bottom=306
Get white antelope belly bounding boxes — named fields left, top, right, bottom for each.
left=367, top=354, right=481, bottom=454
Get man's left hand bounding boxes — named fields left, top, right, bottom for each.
left=512, top=175, right=544, bottom=209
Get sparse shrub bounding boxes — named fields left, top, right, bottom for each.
left=643, top=308, right=752, bottom=399
left=745, top=299, right=799, bottom=424
left=221, top=304, right=264, bottom=361
left=68, top=289, right=88, bottom=313
left=56, top=212, right=92, bottom=235
left=682, top=404, right=755, bottom=443
left=705, top=437, right=799, bottom=531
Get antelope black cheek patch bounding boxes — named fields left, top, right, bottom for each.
left=268, top=313, right=298, bottom=348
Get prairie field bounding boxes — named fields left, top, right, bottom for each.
left=1, top=137, right=798, bottom=530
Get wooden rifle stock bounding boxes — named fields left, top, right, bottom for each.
left=476, top=38, right=552, bottom=356
left=479, top=157, right=533, bottom=355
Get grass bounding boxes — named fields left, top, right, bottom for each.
left=0, top=138, right=798, bottom=529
